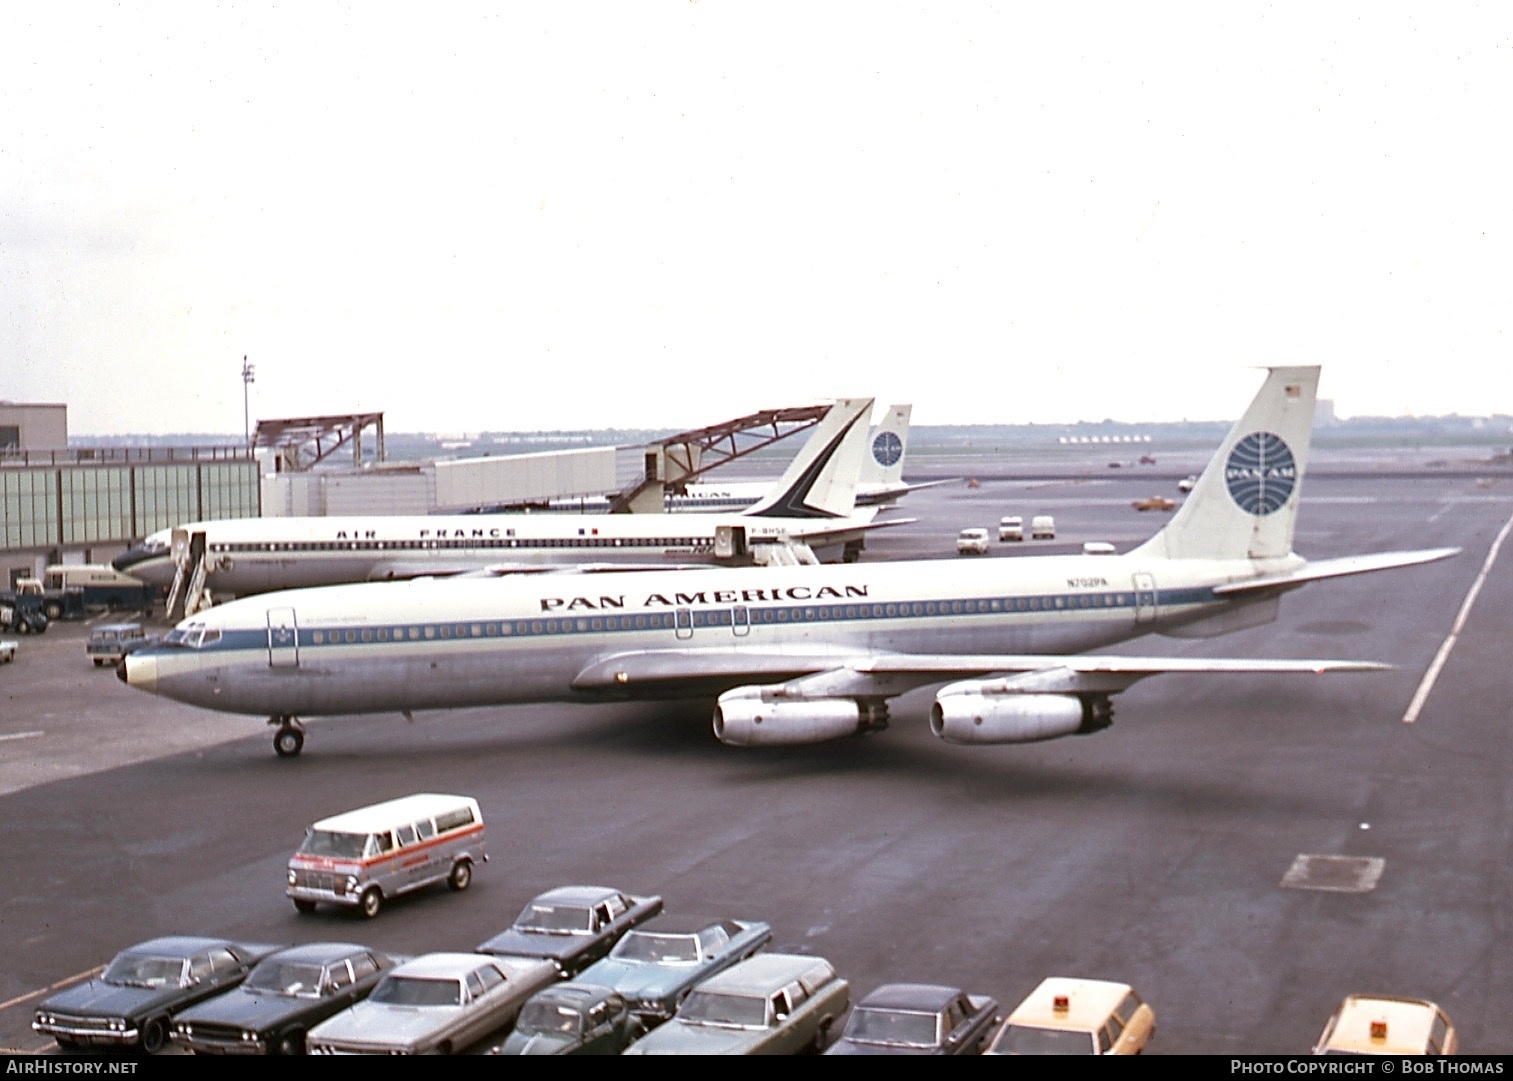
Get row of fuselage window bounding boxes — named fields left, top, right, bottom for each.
left=294, top=592, right=1154, bottom=647
left=214, top=537, right=718, bottom=552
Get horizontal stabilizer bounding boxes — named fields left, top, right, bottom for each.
left=1212, top=547, right=1460, bottom=596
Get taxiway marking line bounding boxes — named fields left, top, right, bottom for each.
left=0, top=731, right=44, bottom=743
left=0, top=965, right=105, bottom=1012
left=1402, top=510, right=1513, bottom=724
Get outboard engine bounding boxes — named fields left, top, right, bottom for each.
left=930, top=682, right=1113, bottom=745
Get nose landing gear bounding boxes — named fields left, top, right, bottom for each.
left=270, top=716, right=305, bottom=757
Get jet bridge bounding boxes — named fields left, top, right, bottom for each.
left=609, top=404, right=832, bottom=513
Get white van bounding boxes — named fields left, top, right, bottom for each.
left=1031, top=515, right=1057, bottom=540
left=287, top=793, right=487, bottom=918
left=998, top=516, right=1024, bottom=542
left=957, top=528, right=991, bottom=555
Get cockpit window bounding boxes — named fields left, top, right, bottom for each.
left=162, top=624, right=221, bottom=649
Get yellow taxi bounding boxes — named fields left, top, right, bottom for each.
left=984, top=977, right=1154, bottom=1055
left=1313, top=995, right=1457, bottom=1055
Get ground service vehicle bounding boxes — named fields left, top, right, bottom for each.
left=171, top=942, right=395, bottom=1055
left=0, top=593, right=48, bottom=634
left=9, top=579, right=85, bottom=621
left=87, top=622, right=149, bottom=667
left=1030, top=514, right=1056, bottom=539
left=1132, top=496, right=1176, bottom=512
left=287, top=793, right=487, bottom=918
left=45, top=564, right=156, bottom=612
left=476, top=886, right=664, bottom=978
left=1313, top=995, right=1458, bottom=1055
left=0, top=639, right=15, bottom=663
left=956, top=528, right=990, bottom=555
left=624, top=953, right=849, bottom=1055
left=32, top=936, right=281, bottom=1053
left=826, top=982, right=999, bottom=1055
left=998, top=516, right=1023, bottom=542
left=985, top=977, right=1154, bottom=1055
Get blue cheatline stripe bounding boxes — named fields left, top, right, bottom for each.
left=192, top=586, right=1219, bottom=655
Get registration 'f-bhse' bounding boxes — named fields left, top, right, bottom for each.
left=120, top=367, right=1457, bottom=758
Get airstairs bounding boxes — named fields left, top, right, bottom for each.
left=164, top=529, right=213, bottom=621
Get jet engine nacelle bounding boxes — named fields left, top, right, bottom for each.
left=713, top=687, right=863, bottom=747
left=930, top=690, right=1099, bottom=745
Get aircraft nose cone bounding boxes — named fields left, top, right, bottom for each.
left=119, top=652, right=157, bottom=693
left=113, top=545, right=173, bottom=587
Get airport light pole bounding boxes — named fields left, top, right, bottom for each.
left=241, top=356, right=255, bottom=446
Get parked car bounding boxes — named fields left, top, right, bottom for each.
left=86, top=622, right=149, bottom=667
left=985, top=977, right=1154, bottom=1055
left=998, top=516, right=1024, bottom=542
left=32, top=936, right=282, bottom=1054
left=170, top=942, right=396, bottom=1055
left=574, top=914, right=773, bottom=1024
left=1313, top=995, right=1458, bottom=1056
left=487, top=982, right=644, bottom=1055
left=287, top=792, right=487, bottom=917
left=825, top=982, right=999, bottom=1055
left=1030, top=515, right=1057, bottom=539
left=1131, top=496, right=1176, bottom=512
left=956, top=528, right=990, bottom=556
left=476, top=885, right=664, bottom=978
left=305, top=953, right=558, bottom=1055
left=624, top=953, right=849, bottom=1055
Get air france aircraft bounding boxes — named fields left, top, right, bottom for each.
left=120, top=367, right=1457, bottom=759
left=114, top=398, right=893, bottom=598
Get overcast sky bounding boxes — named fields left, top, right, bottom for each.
left=3, top=3, right=1511, bottom=436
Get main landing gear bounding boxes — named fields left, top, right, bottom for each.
left=270, top=715, right=305, bottom=758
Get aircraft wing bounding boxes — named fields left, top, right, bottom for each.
left=1212, top=547, right=1460, bottom=597
left=571, top=647, right=1387, bottom=699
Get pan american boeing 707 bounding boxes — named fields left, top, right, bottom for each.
left=119, top=367, right=1456, bottom=758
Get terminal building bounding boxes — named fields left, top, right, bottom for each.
left=1, top=404, right=664, bottom=588
left=2, top=400, right=836, bottom=591
left=1, top=402, right=260, bottom=587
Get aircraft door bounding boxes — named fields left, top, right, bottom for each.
left=674, top=607, right=693, bottom=640
left=267, top=606, right=300, bottom=667
left=1132, top=572, right=1158, bottom=624
left=732, top=605, right=750, bottom=637
left=716, top=525, right=747, bottom=560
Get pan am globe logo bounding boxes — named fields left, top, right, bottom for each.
left=1225, top=431, right=1297, bottom=515
left=871, top=430, right=903, bottom=467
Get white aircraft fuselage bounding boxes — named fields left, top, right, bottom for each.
left=119, top=367, right=1458, bottom=758
left=124, top=552, right=1298, bottom=718
left=116, top=508, right=881, bottom=594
